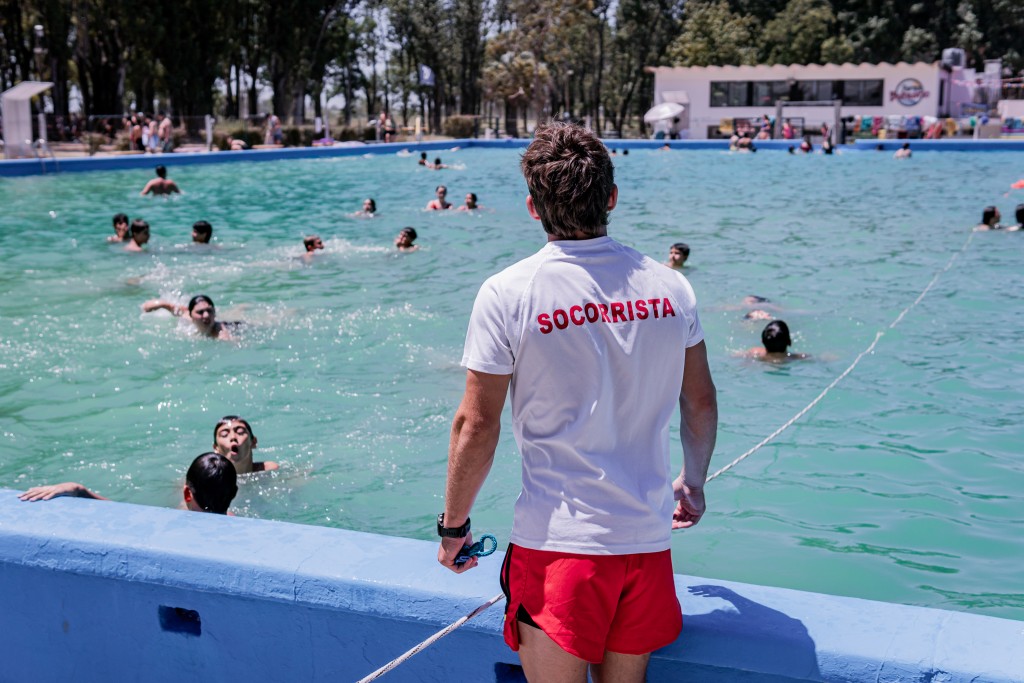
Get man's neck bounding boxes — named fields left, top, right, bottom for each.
left=547, top=228, right=607, bottom=242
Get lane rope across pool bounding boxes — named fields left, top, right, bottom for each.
left=353, top=228, right=976, bottom=682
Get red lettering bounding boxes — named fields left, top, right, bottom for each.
left=626, top=300, right=635, bottom=320
left=598, top=304, right=611, bottom=322
left=553, top=309, right=569, bottom=330
left=538, top=313, right=553, bottom=334
left=648, top=298, right=661, bottom=319
left=662, top=298, right=676, bottom=317
left=635, top=299, right=649, bottom=319
left=569, top=305, right=585, bottom=326
left=584, top=303, right=599, bottom=323
left=610, top=302, right=626, bottom=322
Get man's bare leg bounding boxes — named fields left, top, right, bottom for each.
left=590, top=650, right=651, bottom=683
left=518, top=622, right=588, bottom=683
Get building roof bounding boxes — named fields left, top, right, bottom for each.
left=645, top=62, right=938, bottom=74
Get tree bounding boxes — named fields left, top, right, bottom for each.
left=667, top=0, right=760, bottom=67
left=762, top=0, right=836, bottom=65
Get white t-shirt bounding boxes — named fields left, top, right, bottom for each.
left=462, top=236, right=704, bottom=555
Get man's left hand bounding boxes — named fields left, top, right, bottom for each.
left=672, top=478, right=706, bottom=529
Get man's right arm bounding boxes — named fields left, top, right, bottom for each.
left=438, top=369, right=510, bottom=572
left=673, top=341, right=718, bottom=529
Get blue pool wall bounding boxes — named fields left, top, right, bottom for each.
left=0, top=490, right=1020, bottom=683
left=2, top=137, right=1023, bottom=177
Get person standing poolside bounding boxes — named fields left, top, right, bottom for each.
left=192, top=220, right=213, bottom=244
left=665, top=242, right=689, bottom=270
left=158, top=112, right=173, bottom=153
left=212, top=415, right=278, bottom=474
left=437, top=122, right=718, bottom=683
left=140, top=165, right=181, bottom=196
left=141, top=294, right=239, bottom=341
left=426, top=185, right=452, bottom=210
left=108, top=213, right=130, bottom=242
left=148, top=115, right=160, bottom=154
left=19, top=452, right=239, bottom=515
left=124, top=219, right=150, bottom=252
left=394, top=227, right=419, bottom=252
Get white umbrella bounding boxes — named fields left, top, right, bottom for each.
left=643, top=102, right=685, bottom=123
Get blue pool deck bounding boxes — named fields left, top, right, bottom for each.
left=2, top=137, right=1024, bottom=177
left=0, top=490, right=1020, bottom=682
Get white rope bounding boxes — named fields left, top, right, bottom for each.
left=355, top=592, right=505, bottom=683
left=354, top=231, right=975, bottom=682
left=706, top=230, right=974, bottom=483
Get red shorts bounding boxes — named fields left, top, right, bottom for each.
left=499, top=543, right=682, bottom=664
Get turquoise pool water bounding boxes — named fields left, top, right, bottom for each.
left=1, top=147, right=1022, bottom=621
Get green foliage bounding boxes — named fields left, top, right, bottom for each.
left=667, top=1, right=760, bottom=67
left=762, top=0, right=836, bottom=65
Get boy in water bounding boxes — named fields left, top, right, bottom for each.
left=192, top=220, right=213, bottom=244
left=745, top=320, right=807, bottom=361
left=124, top=219, right=150, bottom=252
left=212, top=416, right=278, bottom=474
left=665, top=242, right=689, bottom=270
left=108, top=213, right=130, bottom=242
left=19, top=452, right=239, bottom=515
left=395, top=227, right=419, bottom=252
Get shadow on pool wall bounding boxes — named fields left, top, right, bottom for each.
left=3, top=137, right=1024, bottom=177
left=1, top=491, right=1020, bottom=683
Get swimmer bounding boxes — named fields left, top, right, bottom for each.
left=744, top=320, right=808, bottom=361
left=894, top=142, right=911, bottom=159
left=418, top=151, right=428, bottom=166
left=456, top=193, right=478, bottom=211
left=787, top=146, right=796, bottom=154
left=428, top=157, right=448, bottom=170
left=744, top=309, right=774, bottom=321
left=192, top=220, right=213, bottom=244
left=353, top=198, right=377, bottom=217
left=799, top=136, right=812, bottom=153
left=301, top=235, right=325, bottom=262
left=124, top=219, right=150, bottom=252
left=1008, top=204, right=1024, bottom=231
left=659, top=143, right=671, bottom=151
left=140, top=165, right=181, bottom=196
left=395, top=227, right=419, bottom=252
left=426, top=185, right=452, bottom=210
left=665, top=242, right=689, bottom=270
left=18, top=452, right=239, bottom=515
left=975, top=206, right=1003, bottom=231
left=141, top=294, right=238, bottom=341
left=622, top=149, right=629, bottom=156
left=743, top=295, right=770, bottom=305
left=212, top=415, right=278, bottom=474
left=108, top=213, right=130, bottom=242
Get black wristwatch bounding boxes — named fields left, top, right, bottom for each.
left=437, top=513, right=471, bottom=538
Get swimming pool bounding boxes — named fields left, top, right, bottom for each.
left=1, top=147, right=1021, bottom=621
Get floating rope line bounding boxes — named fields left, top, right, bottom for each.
left=355, top=592, right=505, bottom=683
left=355, top=230, right=975, bottom=681
left=706, top=229, right=975, bottom=484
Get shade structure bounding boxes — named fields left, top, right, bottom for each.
left=643, top=101, right=686, bottom=123
left=1, top=81, right=53, bottom=159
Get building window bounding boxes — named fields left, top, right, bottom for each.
left=710, top=82, right=751, bottom=107
left=709, top=78, right=884, bottom=107
left=839, top=79, right=883, bottom=106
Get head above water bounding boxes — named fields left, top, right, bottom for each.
left=192, top=220, right=213, bottom=243
left=761, top=320, right=792, bottom=354
left=155, top=165, right=167, bottom=179
left=113, top=213, right=129, bottom=228
left=187, top=295, right=214, bottom=315
left=184, top=452, right=238, bottom=514
left=1016, top=204, right=1024, bottom=225
left=982, top=206, right=1000, bottom=226
left=129, top=219, right=150, bottom=243
left=671, top=242, right=690, bottom=258
left=520, top=122, right=615, bottom=240
left=363, top=198, right=376, bottom=213
left=304, top=235, right=324, bottom=252
left=212, top=416, right=258, bottom=471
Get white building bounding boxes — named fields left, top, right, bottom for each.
left=647, top=59, right=993, bottom=140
